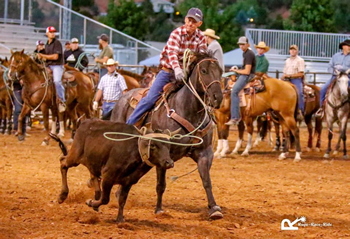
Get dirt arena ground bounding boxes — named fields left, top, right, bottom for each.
left=1, top=124, right=350, bottom=238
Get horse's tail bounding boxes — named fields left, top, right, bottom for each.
left=49, top=133, right=68, bottom=156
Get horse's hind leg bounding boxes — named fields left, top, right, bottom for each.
left=315, top=117, right=322, bottom=152
left=305, top=114, right=313, bottom=151
left=324, top=126, right=333, bottom=159
left=231, top=120, right=245, bottom=154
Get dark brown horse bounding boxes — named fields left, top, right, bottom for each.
left=8, top=50, right=60, bottom=144
left=110, top=52, right=224, bottom=220
left=63, top=65, right=94, bottom=139
left=0, top=57, right=13, bottom=134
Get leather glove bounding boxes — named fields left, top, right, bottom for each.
left=174, top=67, right=184, bottom=82
left=93, top=101, right=98, bottom=111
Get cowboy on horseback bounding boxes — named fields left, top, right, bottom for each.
left=255, top=41, right=270, bottom=74
left=36, top=26, right=66, bottom=113
left=280, top=44, right=305, bottom=121
left=225, top=36, right=256, bottom=126
left=316, top=39, right=350, bottom=118
left=126, top=8, right=207, bottom=125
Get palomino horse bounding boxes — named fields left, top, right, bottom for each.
left=110, top=52, right=224, bottom=220
left=273, top=84, right=322, bottom=152
left=8, top=50, right=61, bottom=144
left=0, top=57, right=13, bottom=134
left=214, top=76, right=271, bottom=158
left=233, top=74, right=301, bottom=161
left=323, top=69, right=350, bottom=159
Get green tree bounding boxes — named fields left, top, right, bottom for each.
left=104, top=0, right=150, bottom=40
left=284, top=0, right=336, bottom=32
left=331, top=0, right=350, bottom=32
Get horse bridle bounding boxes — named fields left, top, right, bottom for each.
left=195, top=58, right=221, bottom=93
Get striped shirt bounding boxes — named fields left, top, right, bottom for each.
left=97, top=71, right=127, bottom=101
left=159, top=25, right=207, bottom=70
left=283, top=55, right=305, bottom=74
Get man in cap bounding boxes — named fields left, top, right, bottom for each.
left=95, top=34, right=114, bottom=80
left=37, top=26, right=66, bottom=112
left=316, top=39, right=350, bottom=117
left=203, top=29, right=224, bottom=71
left=281, top=44, right=305, bottom=120
left=34, top=40, right=45, bottom=54
left=126, top=7, right=207, bottom=125
left=225, top=36, right=256, bottom=125
left=254, top=41, right=270, bottom=74
left=64, top=41, right=71, bottom=62
left=93, top=58, right=127, bottom=118
left=65, top=37, right=89, bottom=71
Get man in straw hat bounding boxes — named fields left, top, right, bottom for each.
left=281, top=44, right=305, bottom=120
left=203, top=29, right=224, bottom=70
left=93, top=58, right=127, bottom=118
left=316, top=39, right=350, bottom=117
left=254, top=41, right=270, bottom=74
left=126, top=8, right=207, bottom=125
left=225, top=36, right=256, bottom=126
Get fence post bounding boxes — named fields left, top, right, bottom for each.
left=313, top=73, right=316, bottom=85
left=276, top=70, right=279, bottom=79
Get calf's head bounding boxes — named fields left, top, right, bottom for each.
left=138, top=138, right=173, bottom=169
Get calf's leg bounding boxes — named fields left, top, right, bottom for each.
left=116, top=184, right=132, bottom=223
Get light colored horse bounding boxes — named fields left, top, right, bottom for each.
left=323, top=69, right=350, bottom=159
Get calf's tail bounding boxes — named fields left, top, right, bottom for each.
left=49, top=133, right=68, bottom=156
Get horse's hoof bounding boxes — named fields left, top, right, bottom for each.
left=18, top=135, right=25, bottom=141
left=230, top=151, right=238, bottom=155
left=41, top=140, right=49, bottom=146
left=241, top=151, right=249, bottom=156
left=57, top=133, right=65, bottom=138
left=67, top=138, right=74, bottom=144
left=343, top=155, right=349, bottom=160
left=155, top=209, right=164, bottom=215
left=333, top=151, right=338, bottom=155
left=293, top=157, right=301, bottom=163
left=58, top=192, right=68, bottom=204
left=278, top=153, right=286, bottom=160
left=323, top=153, right=329, bottom=159
left=315, top=147, right=320, bottom=152
left=306, top=147, right=311, bottom=152
left=116, top=217, right=125, bottom=223
left=213, top=152, right=220, bottom=157
left=209, top=205, right=223, bottom=220
left=215, top=154, right=222, bottom=159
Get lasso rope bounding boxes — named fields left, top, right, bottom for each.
left=74, top=52, right=89, bottom=70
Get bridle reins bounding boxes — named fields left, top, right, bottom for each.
left=195, top=58, right=221, bottom=93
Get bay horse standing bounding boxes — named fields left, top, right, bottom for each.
left=0, top=57, right=13, bottom=134
left=323, top=70, right=350, bottom=159
left=110, top=52, right=224, bottom=220
left=8, top=50, right=61, bottom=144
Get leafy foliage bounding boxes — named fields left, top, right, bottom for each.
left=283, top=0, right=336, bottom=32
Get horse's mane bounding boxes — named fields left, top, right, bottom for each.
left=64, top=64, right=79, bottom=72
left=117, top=69, right=144, bottom=81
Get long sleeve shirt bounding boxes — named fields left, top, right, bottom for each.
left=327, top=52, right=350, bottom=74
left=159, top=25, right=207, bottom=70
left=208, top=40, right=224, bottom=71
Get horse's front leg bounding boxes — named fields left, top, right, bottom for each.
left=324, top=124, right=333, bottom=159
left=155, top=166, right=167, bottom=214
left=273, top=122, right=281, bottom=151
left=17, top=104, right=31, bottom=141
left=193, top=147, right=223, bottom=220
left=231, top=120, right=245, bottom=154
left=242, top=117, right=254, bottom=156
left=5, top=99, right=12, bottom=135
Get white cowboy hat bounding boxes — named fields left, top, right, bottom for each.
left=203, top=29, right=220, bottom=40
left=104, top=58, right=119, bottom=66
left=254, top=41, right=270, bottom=52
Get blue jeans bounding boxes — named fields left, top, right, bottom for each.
left=127, top=70, right=172, bottom=125
left=290, top=78, right=304, bottom=114
left=49, top=65, right=65, bottom=102
left=102, top=102, right=116, bottom=117
left=99, top=68, right=107, bottom=80
left=230, top=74, right=249, bottom=119
left=13, top=90, right=26, bottom=134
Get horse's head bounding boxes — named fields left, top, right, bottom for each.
left=334, top=69, right=350, bottom=101
left=187, top=51, right=223, bottom=109
left=0, top=57, right=9, bottom=68
left=8, top=50, right=29, bottom=80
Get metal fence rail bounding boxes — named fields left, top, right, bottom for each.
left=246, top=28, right=350, bottom=60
